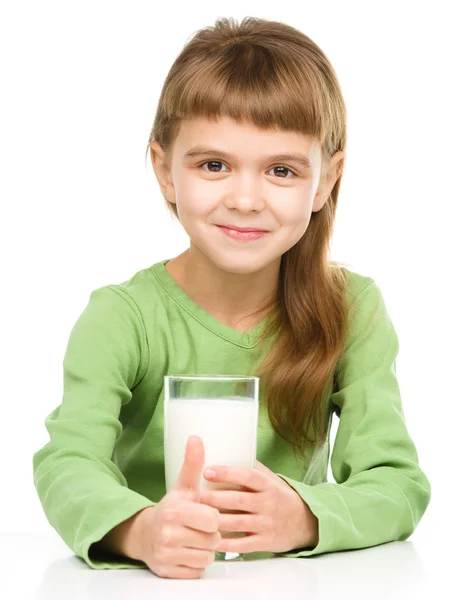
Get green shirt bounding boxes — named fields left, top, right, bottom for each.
left=32, top=258, right=431, bottom=569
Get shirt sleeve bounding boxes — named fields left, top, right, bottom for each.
left=32, top=286, right=158, bottom=570
left=274, top=279, right=431, bottom=557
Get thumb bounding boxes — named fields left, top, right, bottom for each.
left=173, top=435, right=205, bottom=498
left=255, top=459, right=278, bottom=481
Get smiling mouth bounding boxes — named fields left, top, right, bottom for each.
left=216, top=225, right=269, bottom=241
left=217, top=224, right=269, bottom=233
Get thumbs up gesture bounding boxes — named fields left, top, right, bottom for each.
left=131, top=435, right=222, bottom=579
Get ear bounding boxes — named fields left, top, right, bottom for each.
left=150, top=140, right=176, bottom=204
left=312, top=150, right=345, bottom=212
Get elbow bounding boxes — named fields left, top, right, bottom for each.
left=403, top=467, right=432, bottom=538
left=415, top=468, right=432, bottom=521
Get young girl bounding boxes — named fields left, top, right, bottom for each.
left=32, top=16, right=431, bottom=579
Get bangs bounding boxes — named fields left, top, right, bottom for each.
left=162, top=41, right=330, bottom=147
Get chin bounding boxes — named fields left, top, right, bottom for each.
left=208, top=254, right=265, bottom=275
left=221, top=262, right=262, bottom=275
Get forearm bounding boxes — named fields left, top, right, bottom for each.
left=290, top=496, right=319, bottom=551
left=94, top=508, right=149, bottom=560
left=293, top=500, right=319, bottom=550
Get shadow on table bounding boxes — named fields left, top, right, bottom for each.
left=36, top=541, right=425, bottom=599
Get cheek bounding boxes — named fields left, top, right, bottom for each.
left=275, top=201, right=312, bottom=230
left=175, top=180, right=216, bottom=221
left=276, top=205, right=313, bottom=249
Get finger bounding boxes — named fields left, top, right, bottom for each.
left=216, top=532, right=263, bottom=554
left=165, top=519, right=221, bottom=550
left=203, top=465, right=268, bottom=492
left=218, top=512, right=266, bottom=533
left=169, top=547, right=216, bottom=569
left=255, top=460, right=277, bottom=477
left=179, top=500, right=220, bottom=533
left=200, top=490, right=258, bottom=513
left=174, top=436, right=205, bottom=497
left=184, top=528, right=222, bottom=551
left=152, top=564, right=205, bottom=580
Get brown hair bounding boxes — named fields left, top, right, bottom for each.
left=145, top=16, right=356, bottom=462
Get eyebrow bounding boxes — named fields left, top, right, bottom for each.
left=183, top=145, right=313, bottom=169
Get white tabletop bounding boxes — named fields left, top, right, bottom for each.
left=1, top=531, right=463, bottom=599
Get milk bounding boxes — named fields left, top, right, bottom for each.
left=164, top=397, right=258, bottom=491
left=164, top=397, right=258, bottom=540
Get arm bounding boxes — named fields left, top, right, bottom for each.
left=274, top=279, right=431, bottom=557
left=97, top=506, right=152, bottom=560
left=32, top=286, right=157, bottom=569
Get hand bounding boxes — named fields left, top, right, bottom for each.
left=134, top=436, right=222, bottom=579
left=201, top=460, right=319, bottom=554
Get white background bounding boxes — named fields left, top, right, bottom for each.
left=1, top=0, right=470, bottom=570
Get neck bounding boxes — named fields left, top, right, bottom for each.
left=165, top=246, right=279, bottom=330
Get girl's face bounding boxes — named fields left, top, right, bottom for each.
left=151, top=116, right=343, bottom=274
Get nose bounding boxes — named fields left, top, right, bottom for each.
left=223, top=176, right=265, bottom=212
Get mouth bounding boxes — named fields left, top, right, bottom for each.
left=216, top=225, right=269, bottom=242
left=216, top=224, right=269, bottom=233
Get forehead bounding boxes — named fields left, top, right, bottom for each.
left=174, top=116, right=320, bottom=159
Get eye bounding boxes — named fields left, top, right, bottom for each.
left=200, top=161, right=230, bottom=173
left=268, top=166, right=296, bottom=178
left=198, top=161, right=297, bottom=178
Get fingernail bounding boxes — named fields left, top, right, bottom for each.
left=204, top=469, right=216, bottom=479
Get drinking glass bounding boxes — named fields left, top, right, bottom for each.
left=164, top=374, right=259, bottom=561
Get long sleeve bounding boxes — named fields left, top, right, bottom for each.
left=274, top=279, right=431, bottom=557
left=32, top=286, right=157, bottom=570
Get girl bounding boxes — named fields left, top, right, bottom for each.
left=32, top=16, right=431, bottom=579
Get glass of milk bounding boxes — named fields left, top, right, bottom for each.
left=164, top=374, right=259, bottom=562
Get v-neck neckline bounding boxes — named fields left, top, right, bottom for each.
left=150, top=258, right=274, bottom=349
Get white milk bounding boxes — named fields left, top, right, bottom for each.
left=164, top=397, right=258, bottom=539
left=164, top=397, right=258, bottom=491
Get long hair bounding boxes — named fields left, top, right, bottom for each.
left=145, top=16, right=358, bottom=462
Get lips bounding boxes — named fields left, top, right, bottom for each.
left=217, top=225, right=268, bottom=233
left=216, top=225, right=268, bottom=241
